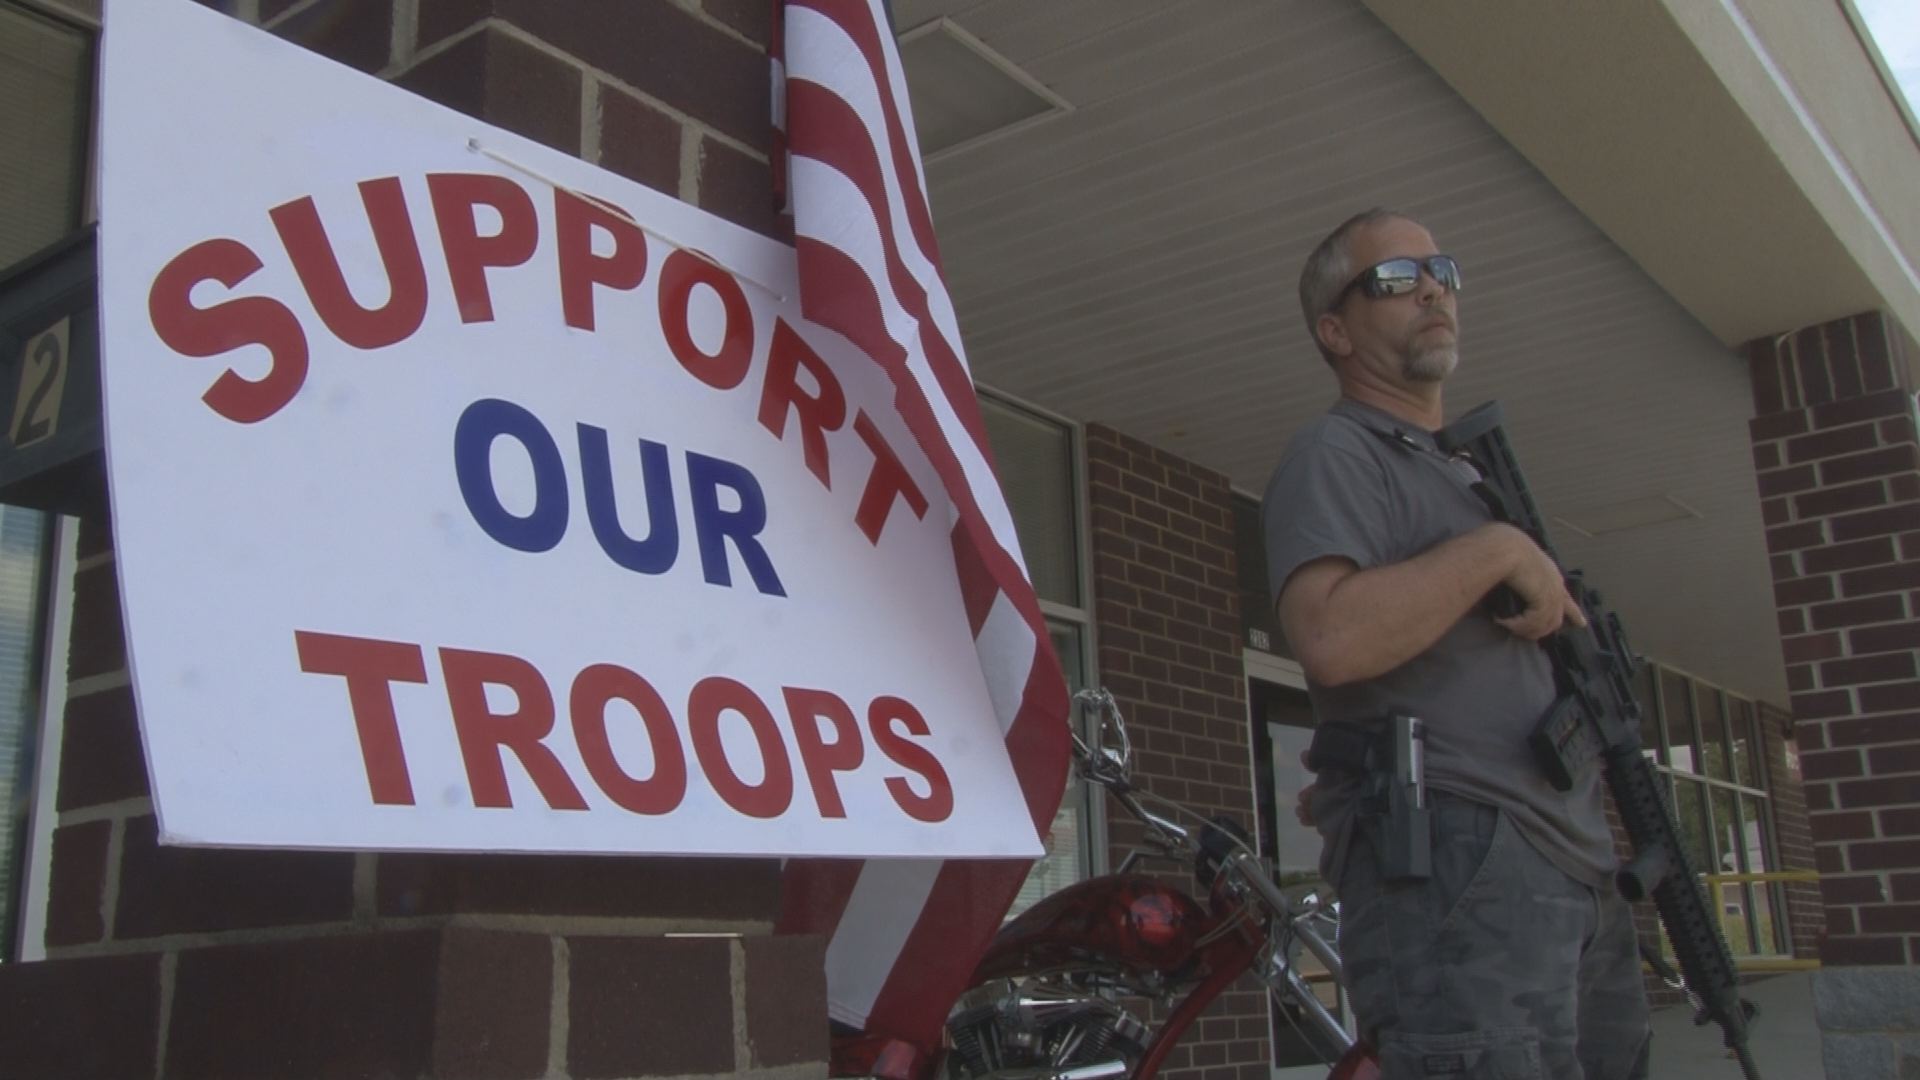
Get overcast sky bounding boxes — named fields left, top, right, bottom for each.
left=1856, top=0, right=1920, bottom=115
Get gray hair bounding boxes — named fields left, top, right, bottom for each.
left=1298, top=208, right=1417, bottom=365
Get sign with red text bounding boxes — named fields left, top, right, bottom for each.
left=95, top=0, right=1040, bottom=858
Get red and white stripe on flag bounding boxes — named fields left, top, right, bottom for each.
left=769, top=0, right=1072, bottom=1054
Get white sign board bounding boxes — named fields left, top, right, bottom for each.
left=96, top=0, right=1039, bottom=858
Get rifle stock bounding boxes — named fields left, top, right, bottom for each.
left=1435, top=401, right=1762, bottom=1080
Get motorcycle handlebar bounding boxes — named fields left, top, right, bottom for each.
left=1070, top=688, right=1356, bottom=1057
left=1073, top=690, right=1335, bottom=922
left=1108, top=786, right=1191, bottom=847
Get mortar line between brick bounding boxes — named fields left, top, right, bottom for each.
left=674, top=0, right=763, bottom=51
left=731, top=937, right=750, bottom=1071
left=385, top=18, right=491, bottom=81
left=57, top=797, right=151, bottom=827
left=68, top=669, right=132, bottom=697
left=484, top=20, right=767, bottom=161
left=390, top=0, right=419, bottom=69
left=608, top=1065, right=826, bottom=1080
left=100, top=815, right=125, bottom=941
left=40, top=912, right=774, bottom=962
left=1785, top=334, right=1808, bottom=412
left=680, top=127, right=704, bottom=205
left=352, top=852, right=376, bottom=921
left=547, top=935, right=570, bottom=1079
left=262, top=0, right=322, bottom=31
left=581, top=76, right=604, bottom=165
left=74, top=549, right=113, bottom=573
left=152, top=950, right=177, bottom=1080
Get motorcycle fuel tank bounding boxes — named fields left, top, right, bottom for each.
left=972, top=874, right=1218, bottom=982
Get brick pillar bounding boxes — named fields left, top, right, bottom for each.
left=1747, top=310, right=1920, bottom=1077
left=1086, top=425, right=1273, bottom=1080
left=1, top=3, right=827, bottom=1077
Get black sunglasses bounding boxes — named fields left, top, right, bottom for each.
left=1329, top=255, right=1463, bottom=311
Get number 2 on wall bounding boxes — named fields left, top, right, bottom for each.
left=11, top=318, right=70, bottom=449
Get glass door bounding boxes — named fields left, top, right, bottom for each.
left=1248, top=677, right=1349, bottom=1072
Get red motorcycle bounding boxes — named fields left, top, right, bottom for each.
left=927, top=689, right=1380, bottom=1080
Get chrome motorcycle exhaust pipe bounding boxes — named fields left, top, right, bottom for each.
left=1051, top=1061, right=1129, bottom=1080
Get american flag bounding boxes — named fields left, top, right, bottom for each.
left=770, top=0, right=1072, bottom=1070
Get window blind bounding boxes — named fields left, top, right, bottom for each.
left=0, top=507, right=50, bottom=958
left=0, top=4, right=88, bottom=270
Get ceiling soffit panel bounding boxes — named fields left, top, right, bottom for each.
left=1362, top=0, right=1920, bottom=354
left=898, top=17, right=1072, bottom=161
left=894, top=0, right=1788, bottom=703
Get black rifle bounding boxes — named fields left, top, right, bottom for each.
left=1434, top=401, right=1761, bottom=1080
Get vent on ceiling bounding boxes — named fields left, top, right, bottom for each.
left=898, top=17, right=1071, bottom=163
left=1553, top=495, right=1703, bottom=539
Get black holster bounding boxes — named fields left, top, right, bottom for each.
left=1307, top=713, right=1431, bottom=882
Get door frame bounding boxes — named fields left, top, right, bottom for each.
left=1243, top=647, right=1357, bottom=1078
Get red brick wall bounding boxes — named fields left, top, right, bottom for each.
left=1748, top=310, right=1920, bottom=965
left=1087, top=424, right=1273, bottom=1080
left=252, top=0, right=788, bottom=242
left=3, top=3, right=829, bottom=1076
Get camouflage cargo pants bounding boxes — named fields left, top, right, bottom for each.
left=1335, top=791, right=1651, bottom=1080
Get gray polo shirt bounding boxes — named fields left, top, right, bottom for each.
left=1262, top=397, right=1614, bottom=889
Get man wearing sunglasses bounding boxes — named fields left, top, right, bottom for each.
left=1262, top=210, right=1650, bottom=1078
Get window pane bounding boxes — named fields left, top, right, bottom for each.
left=1717, top=880, right=1758, bottom=957
left=1696, top=685, right=1732, bottom=782
left=1709, top=787, right=1741, bottom=873
left=980, top=399, right=1078, bottom=608
left=1745, top=883, right=1783, bottom=957
left=1741, top=794, right=1785, bottom=954
left=1673, top=779, right=1711, bottom=875
left=0, top=4, right=89, bottom=267
left=1263, top=720, right=1319, bottom=884
left=1633, top=662, right=1663, bottom=765
left=1709, top=787, right=1756, bottom=954
left=1729, top=697, right=1761, bottom=789
left=1737, top=794, right=1772, bottom=875
left=1660, top=776, right=1711, bottom=961
left=1662, top=671, right=1698, bottom=774
left=0, top=506, right=50, bottom=959
left=1009, top=622, right=1087, bottom=917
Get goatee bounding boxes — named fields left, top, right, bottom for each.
left=1405, top=345, right=1458, bottom=382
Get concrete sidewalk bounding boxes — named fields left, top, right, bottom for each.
left=1648, top=971, right=1821, bottom=1079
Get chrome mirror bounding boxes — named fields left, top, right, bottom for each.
left=1071, top=687, right=1132, bottom=786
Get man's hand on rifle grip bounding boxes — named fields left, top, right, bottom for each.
left=1485, top=523, right=1588, bottom=641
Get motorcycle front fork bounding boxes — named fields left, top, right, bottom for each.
left=1265, top=910, right=1354, bottom=1057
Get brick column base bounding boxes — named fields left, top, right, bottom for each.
left=0, top=926, right=826, bottom=1079
left=1813, top=968, right=1920, bottom=1078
